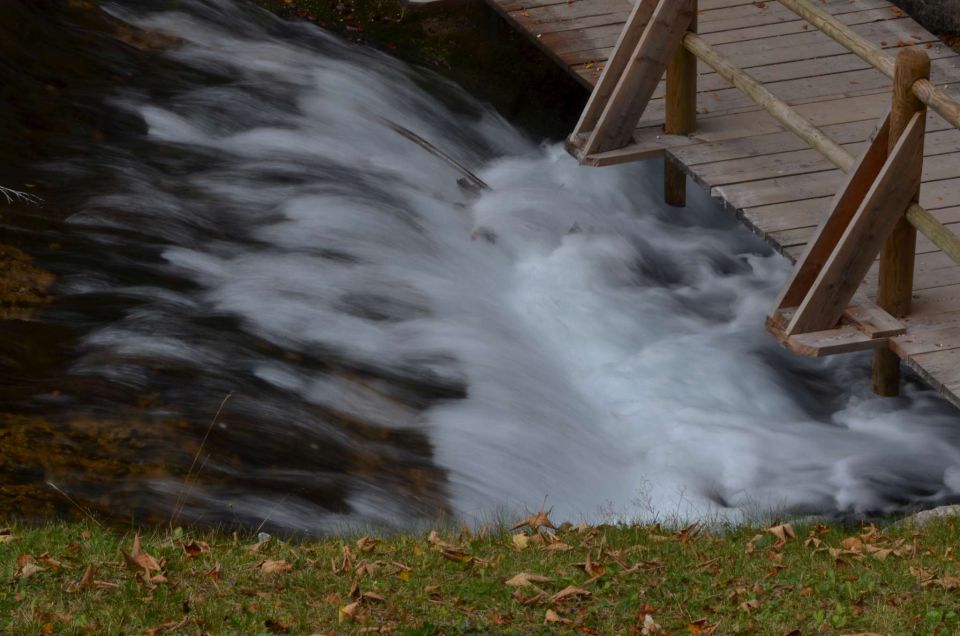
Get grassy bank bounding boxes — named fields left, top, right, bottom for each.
left=4, top=515, right=960, bottom=634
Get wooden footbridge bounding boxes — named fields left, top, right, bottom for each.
left=483, top=0, right=960, bottom=408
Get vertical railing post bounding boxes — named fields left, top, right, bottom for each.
left=663, top=1, right=697, bottom=207
left=873, top=48, right=929, bottom=396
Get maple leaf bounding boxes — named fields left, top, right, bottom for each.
left=512, top=509, right=556, bottom=532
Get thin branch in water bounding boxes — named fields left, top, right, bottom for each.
left=46, top=481, right=103, bottom=527
left=170, top=391, right=233, bottom=528
left=0, top=185, right=43, bottom=206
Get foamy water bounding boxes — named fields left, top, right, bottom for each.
left=46, top=0, right=960, bottom=529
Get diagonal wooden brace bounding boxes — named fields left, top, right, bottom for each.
left=785, top=110, right=924, bottom=337
left=568, top=0, right=695, bottom=158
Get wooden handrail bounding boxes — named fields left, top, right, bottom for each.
left=777, top=0, right=960, bottom=129
left=683, top=32, right=960, bottom=267
left=683, top=33, right=853, bottom=172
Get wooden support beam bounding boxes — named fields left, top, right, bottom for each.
left=569, top=0, right=658, bottom=145
left=772, top=113, right=890, bottom=313
left=582, top=0, right=695, bottom=155
left=664, top=1, right=697, bottom=208
left=873, top=48, right=930, bottom=396
left=786, top=111, right=925, bottom=336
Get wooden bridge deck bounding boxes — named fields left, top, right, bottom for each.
left=486, top=0, right=960, bottom=407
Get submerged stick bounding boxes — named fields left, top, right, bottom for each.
left=377, top=116, right=490, bottom=192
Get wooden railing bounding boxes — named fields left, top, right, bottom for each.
left=566, top=0, right=960, bottom=397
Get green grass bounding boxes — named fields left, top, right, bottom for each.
left=4, top=515, right=960, bottom=634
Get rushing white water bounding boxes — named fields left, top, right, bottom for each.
left=55, top=0, right=960, bottom=529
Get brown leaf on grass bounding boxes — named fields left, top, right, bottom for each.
left=512, top=509, right=556, bottom=532
left=571, top=554, right=606, bottom=578
left=440, top=548, right=481, bottom=566
left=767, top=524, right=795, bottom=546
left=37, top=554, right=63, bottom=571
left=78, top=564, right=95, bottom=590
left=841, top=537, right=864, bottom=552
left=258, top=560, right=292, bottom=574
left=544, top=539, right=573, bottom=552
left=361, top=591, right=385, bottom=603
left=205, top=562, right=221, bottom=580
left=550, top=586, right=591, bottom=603
left=512, top=588, right=545, bottom=606
left=505, top=572, right=553, bottom=587
left=247, top=539, right=270, bottom=554
left=145, top=616, right=189, bottom=635
left=677, top=523, right=703, bottom=543
left=739, top=599, right=760, bottom=612
left=264, top=618, right=292, bottom=633
left=0, top=529, right=17, bottom=544
left=338, top=601, right=361, bottom=624
left=544, top=609, right=572, bottom=624
left=122, top=533, right=161, bottom=573
left=356, top=537, right=380, bottom=554
left=332, top=545, right=354, bottom=574
left=181, top=540, right=210, bottom=558
left=745, top=533, right=765, bottom=554
left=687, top=618, right=721, bottom=635
left=641, top=613, right=662, bottom=634
left=427, top=530, right=461, bottom=553
left=15, top=556, right=43, bottom=579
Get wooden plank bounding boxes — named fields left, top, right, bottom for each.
left=845, top=299, right=907, bottom=337
left=786, top=111, right=925, bottom=335
left=786, top=325, right=887, bottom=356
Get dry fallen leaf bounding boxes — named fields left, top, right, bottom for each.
left=181, top=540, right=210, bottom=558
left=258, top=560, right=293, bottom=574
left=544, top=609, right=572, bottom=624
left=78, top=564, right=95, bottom=590
left=356, top=537, right=380, bottom=554
left=550, top=585, right=591, bottom=603
left=338, top=601, right=361, bottom=624
left=767, top=524, right=795, bottom=546
left=512, top=533, right=529, bottom=550
left=16, top=558, right=43, bottom=579
left=122, top=533, right=161, bottom=573
left=641, top=613, right=662, bottom=634
left=513, top=509, right=556, bottom=533
left=505, top=572, right=553, bottom=587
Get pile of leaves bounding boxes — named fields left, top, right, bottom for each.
left=3, top=513, right=960, bottom=634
